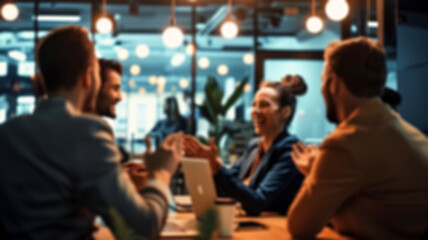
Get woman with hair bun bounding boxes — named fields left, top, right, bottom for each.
left=184, top=76, right=307, bottom=216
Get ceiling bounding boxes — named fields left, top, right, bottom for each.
left=0, top=0, right=344, bottom=93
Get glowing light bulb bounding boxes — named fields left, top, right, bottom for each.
left=244, top=83, right=251, bottom=92
left=135, top=44, right=150, bottom=58
left=306, top=16, right=324, bottom=34
left=130, top=64, right=141, bottom=76
left=128, top=79, right=135, bottom=87
left=179, top=78, right=189, bottom=89
left=157, top=76, right=166, bottom=85
left=217, top=64, right=229, bottom=76
left=198, top=57, right=210, bottom=69
left=325, top=0, right=349, bottom=22
left=186, top=44, right=196, bottom=55
left=243, top=53, right=254, bottom=65
left=96, top=17, right=113, bottom=34
left=1, top=3, right=19, bottom=22
left=162, top=26, right=184, bottom=49
left=171, top=53, right=186, bottom=67
left=148, top=75, right=157, bottom=85
left=117, top=48, right=129, bottom=61
left=220, top=20, right=239, bottom=39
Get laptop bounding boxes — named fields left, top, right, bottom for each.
left=181, top=157, right=217, bottom=218
left=161, top=157, right=217, bottom=237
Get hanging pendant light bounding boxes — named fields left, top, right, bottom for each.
left=325, top=0, right=349, bottom=22
left=162, top=0, right=184, bottom=48
left=220, top=0, right=239, bottom=39
left=95, top=0, right=114, bottom=34
left=1, top=1, right=19, bottom=22
left=306, top=0, right=324, bottom=34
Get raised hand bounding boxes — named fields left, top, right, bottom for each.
left=291, top=142, right=319, bottom=176
left=145, top=132, right=183, bottom=185
left=122, top=161, right=148, bottom=190
left=184, top=136, right=223, bottom=174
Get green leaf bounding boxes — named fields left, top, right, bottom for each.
left=204, top=76, right=223, bottom=116
left=197, top=102, right=217, bottom=125
left=195, top=208, right=217, bottom=240
left=221, top=76, right=249, bottom=115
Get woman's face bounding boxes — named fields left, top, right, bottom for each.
left=251, top=87, right=287, bottom=136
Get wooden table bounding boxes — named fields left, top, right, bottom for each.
left=94, top=213, right=347, bottom=240
left=160, top=213, right=347, bottom=240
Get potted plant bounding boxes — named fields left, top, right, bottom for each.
left=197, top=76, right=249, bottom=146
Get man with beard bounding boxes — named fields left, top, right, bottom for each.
left=0, top=26, right=182, bottom=240
left=288, top=37, right=428, bottom=239
left=96, top=59, right=123, bottom=119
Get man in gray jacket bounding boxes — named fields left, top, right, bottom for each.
left=0, top=25, right=182, bottom=240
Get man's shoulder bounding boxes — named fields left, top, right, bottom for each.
left=0, top=114, right=32, bottom=133
left=72, top=113, right=113, bottom=135
left=321, top=124, right=358, bottom=150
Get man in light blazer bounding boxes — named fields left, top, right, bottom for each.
left=0, top=26, right=182, bottom=240
left=288, top=37, right=428, bottom=239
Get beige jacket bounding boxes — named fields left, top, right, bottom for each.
left=288, top=98, right=428, bottom=239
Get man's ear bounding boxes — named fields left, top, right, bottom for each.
left=81, top=67, right=93, bottom=90
left=330, top=72, right=341, bottom=95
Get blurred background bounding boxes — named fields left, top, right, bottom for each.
left=0, top=0, right=427, bottom=159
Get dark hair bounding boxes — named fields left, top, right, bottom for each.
left=36, top=25, right=95, bottom=95
left=260, top=76, right=307, bottom=127
left=324, top=37, right=386, bottom=98
left=99, top=59, right=123, bottom=84
left=381, top=87, right=401, bottom=110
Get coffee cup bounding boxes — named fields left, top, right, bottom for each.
left=214, top=197, right=236, bottom=237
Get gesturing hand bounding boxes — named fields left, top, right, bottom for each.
left=183, top=136, right=223, bottom=174
left=122, top=161, right=148, bottom=190
left=145, top=132, right=183, bottom=185
left=291, top=142, right=319, bottom=176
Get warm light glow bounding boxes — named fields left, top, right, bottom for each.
left=1, top=3, right=19, bottom=22
left=96, top=17, right=113, bottom=34
left=220, top=20, right=239, bottom=39
left=162, top=26, right=184, bottom=49
left=243, top=53, right=254, bottom=65
left=135, top=44, right=150, bottom=58
left=171, top=53, right=186, bottom=67
left=198, top=57, right=210, bottom=69
left=186, top=43, right=196, bottom=55
left=306, top=16, right=324, bottom=34
left=244, top=83, right=251, bottom=92
left=157, top=76, right=167, bottom=85
left=325, top=0, right=349, bottom=22
left=149, top=75, right=157, bottom=85
left=130, top=64, right=141, bottom=76
left=117, top=48, right=129, bottom=61
left=179, top=78, right=189, bottom=89
left=217, top=64, right=229, bottom=76
left=138, top=88, right=146, bottom=94
left=128, top=79, right=135, bottom=87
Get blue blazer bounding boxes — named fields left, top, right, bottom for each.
left=213, top=130, right=303, bottom=216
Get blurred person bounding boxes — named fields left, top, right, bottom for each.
left=0, top=26, right=182, bottom=240
left=96, top=59, right=123, bottom=119
left=184, top=77, right=307, bottom=216
left=148, top=96, right=189, bottom=148
left=94, top=58, right=149, bottom=189
left=288, top=37, right=428, bottom=239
